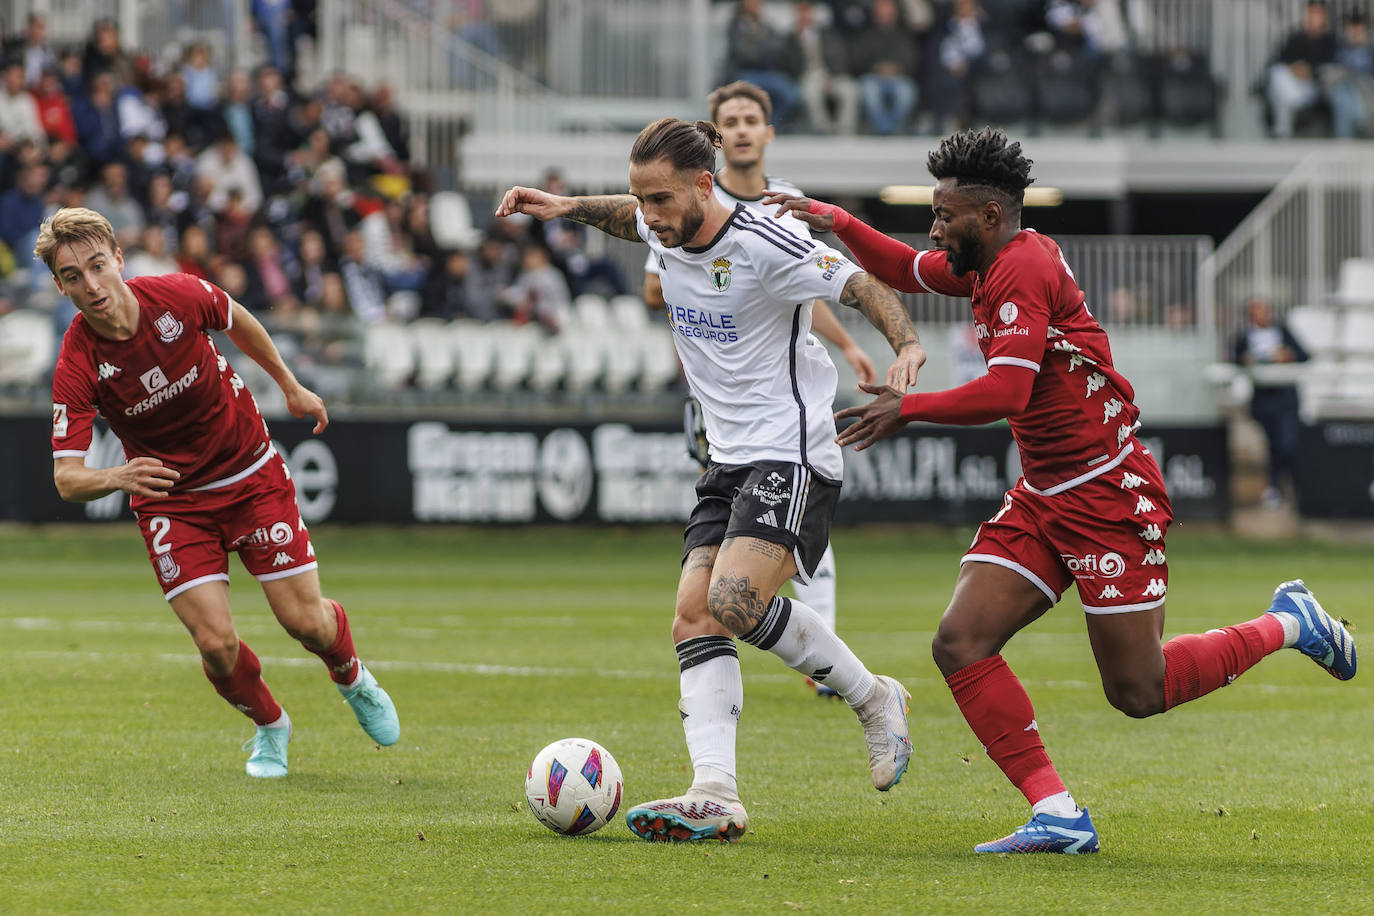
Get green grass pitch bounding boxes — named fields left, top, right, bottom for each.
left=1, top=524, right=1369, bottom=914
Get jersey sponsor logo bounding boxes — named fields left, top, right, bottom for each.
left=154, top=311, right=184, bottom=343
left=1141, top=548, right=1166, bottom=565
left=993, top=325, right=1029, bottom=338
left=98, top=361, right=121, bottom=380
left=140, top=366, right=169, bottom=393
left=999, top=301, right=1019, bottom=323
left=272, top=551, right=293, bottom=567
left=667, top=304, right=739, bottom=343
left=1098, top=585, right=1124, bottom=599
left=52, top=403, right=68, bottom=437
left=125, top=365, right=199, bottom=416
left=155, top=552, right=181, bottom=582
left=815, top=252, right=847, bottom=281
left=1060, top=551, right=1125, bottom=579
left=1142, top=578, right=1168, bottom=598
left=709, top=256, right=732, bottom=292
left=750, top=471, right=791, bottom=507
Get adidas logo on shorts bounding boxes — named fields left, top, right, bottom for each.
left=756, top=510, right=778, bottom=527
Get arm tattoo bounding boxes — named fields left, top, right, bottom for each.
left=565, top=195, right=642, bottom=242
left=840, top=272, right=921, bottom=354
left=708, top=573, right=767, bottom=635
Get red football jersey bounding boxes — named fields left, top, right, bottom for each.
left=51, top=273, right=272, bottom=507
left=911, top=231, right=1141, bottom=493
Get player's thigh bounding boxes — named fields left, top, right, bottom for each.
left=709, top=535, right=797, bottom=635
left=1084, top=605, right=1167, bottom=716
left=936, top=559, right=1056, bottom=673
left=259, top=566, right=329, bottom=637
left=167, top=578, right=236, bottom=652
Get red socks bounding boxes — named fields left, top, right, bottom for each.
left=1161, top=614, right=1285, bottom=709
left=946, top=655, right=1066, bottom=806
left=306, top=599, right=361, bottom=686
left=204, top=641, right=282, bottom=726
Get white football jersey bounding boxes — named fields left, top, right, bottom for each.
left=638, top=202, right=860, bottom=480
left=643, top=174, right=810, bottom=276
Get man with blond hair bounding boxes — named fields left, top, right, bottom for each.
left=42, top=207, right=400, bottom=778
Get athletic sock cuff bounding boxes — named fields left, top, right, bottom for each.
left=945, top=654, right=1007, bottom=693
left=739, top=596, right=792, bottom=650
left=675, top=635, right=738, bottom=672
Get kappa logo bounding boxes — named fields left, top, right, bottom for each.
left=999, top=301, right=1019, bottom=323
left=709, top=256, right=732, bottom=292
left=1120, top=472, right=1147, bottom=490
left=1098, top=585, right=1124, bottom=599
left=1084, top=371, right=1107, bottom=397
left=98, top=361, right=121, bottom=380
left=139, top=366, right=169, bottom=394
left=1134, top=495, right=1157, bottom=515
left=1141, top=548, right=1166, bottom=566
left=1142, top=578, right=1168, bottom=598
left=756, top=510, right=778, bottom=527
left=1023, top=719, right=1039, bottom=732
left=271, top=551, right=293, bottom=567
left=1140, top=523, right=1163, bottom=541
left=153, top=311, right=184, bottom=343
left=1102, top=398, right=1123, bottom=424
left=1117, top=423, right=1133, bottom=447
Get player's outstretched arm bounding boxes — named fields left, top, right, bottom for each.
left=225, top=301, right=328, bottom=433
left=496, top=186, right=642, bottom=242
left=810, top=299, right=876, bottom=384
left=838, top=272, right=925, bottom=391
left=53, top=454, right=180, bottom=501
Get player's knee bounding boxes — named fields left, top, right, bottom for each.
left=931, top=624, right=991, bottom=676
left=672, top=595, right=726, bottom=643
left=1104, top=681, right=1165, bottom=718
left=196, top=633, right=239, bottom=673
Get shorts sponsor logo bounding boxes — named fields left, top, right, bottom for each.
left=751, top=471, right=791, bottom=507
left=155, top=552, right=181, bottom=582
left=233, top=521, right=295, bottom=551
left=270, top=521, right=294, bottom=546
left=1060, top=551, right=1125, bottom=580
left=154, top=311, right=184, bottom=343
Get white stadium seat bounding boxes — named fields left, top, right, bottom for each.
left=362, top=320, right=415, bottom=389
left=561, top=329, right=606, bottom=393
left=430, top=191, right=482, bottom=251
left=572, top=293, right=611, bottom=329
left=610, top=294, right=651, bottom=329
left=636, top=325, right=681, bottom=393
left=527, top=328, right=567, bottom=392
left=451, top=320, right=497, bottom=392
left=410, top=318, right=455, bottom=390
left=490, top=323, right=541, bottom=391
left=1285, top=306, right=1340, bottom=359
left=0, top=309, right=55, bottom=387
left=1340, top=310, right=1374, bottom=357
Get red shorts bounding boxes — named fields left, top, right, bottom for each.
left=134, top=450, right=318, bottom=600
left=963, top=445, right=1174, bottom=614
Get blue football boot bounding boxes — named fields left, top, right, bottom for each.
left=339, top=665, right=401, bottom=745
left=975, top=808, right=1100, bottom=854
left=243, top=714, right=291, bottom=779
left=1267, top=579, right=1357, bottom=681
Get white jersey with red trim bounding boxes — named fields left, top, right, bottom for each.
left=912, top=230, right=1142, bottom=493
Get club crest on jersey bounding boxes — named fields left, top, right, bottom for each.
left=709, top=257, right=732, bottom=292
left=154, top=311, right=184, bottom=343
left=999, top=301, right=1019, bottom=324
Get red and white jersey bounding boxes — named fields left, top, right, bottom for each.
left=51, top=273, right=273, bottom=507
left=912, top=231, right=1141, bottom=494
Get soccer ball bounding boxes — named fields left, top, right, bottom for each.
left=524, top=738, right=624, bottom=836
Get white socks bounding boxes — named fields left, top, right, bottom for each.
left=790, top=543, right=837, bottom=632
left=1032, top=791, right=1080, bottom=819
left=675, top=636, right=743, bottom=797
left=741, top=596, right=875, bottom=704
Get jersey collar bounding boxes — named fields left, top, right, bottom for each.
left=683, top=203, right=743, bottom=254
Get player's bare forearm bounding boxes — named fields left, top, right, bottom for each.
left=565, top=195, right=641, bottom=242
left=53, top=455, right=179, bottom=501
left=840, top=272, right=924, bottom=390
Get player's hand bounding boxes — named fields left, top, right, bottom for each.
left=761, top=190, right=834, bottom=232
left=834, top=384, right=908, bottom=451
left=843, top=344, right=878, bottom=386
left=285, top=383, right=329, bottom=434
left=885, top=339, right=925, bottom=391
left=494, top=186, right=568, bottom=222
left=115, top=456, right=180, bottom=498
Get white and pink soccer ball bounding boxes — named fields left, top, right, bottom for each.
left=524, top=738, right=624, bottom=836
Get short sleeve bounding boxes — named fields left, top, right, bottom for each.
left=643, top=248, right=659, bottom=276
left=759, top=241, right=861, bottom=306
left=190, top=275, right=233, bottom=331
left=913, top=249, right=976, bottom=298
left=980, top=252, right=1054, bottom=373
left=51, top=344, right=96, bottom=457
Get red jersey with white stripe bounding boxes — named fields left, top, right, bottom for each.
left=911, top=231, right=1141, bottom=493
left=51, top=273, right=272, bottom=507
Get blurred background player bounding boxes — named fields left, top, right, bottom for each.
left=42, top=207, right=400, bottom=779
left=768, top=127, right=1356, bottom=854
left=643, top=82, right=877, bottom=697
left=497, top=117, right=923, bottom=843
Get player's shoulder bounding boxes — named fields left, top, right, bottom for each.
left=987, top=231, right=1064, bottom=287
left=729, top=204, right=817, bottom=261
left=763, top=174, right=803, bottom=197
